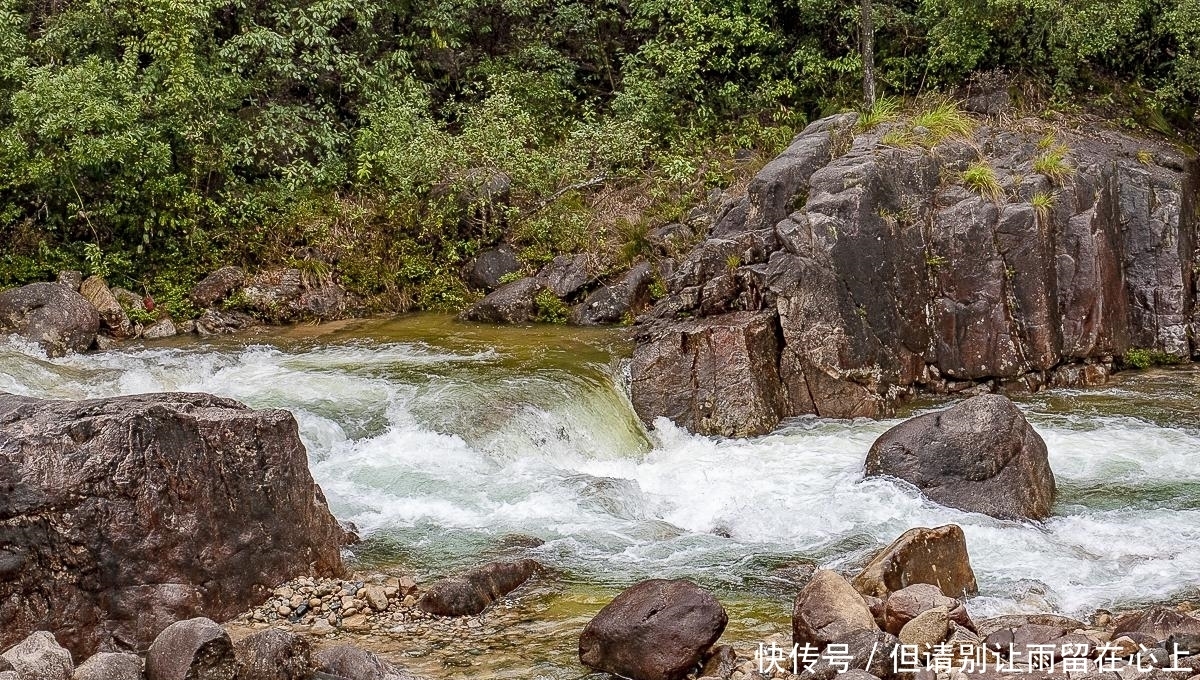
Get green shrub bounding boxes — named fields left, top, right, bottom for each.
left=534, top=289, right=571, bottom=324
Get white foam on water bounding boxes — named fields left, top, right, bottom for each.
left=2, top=333, right=1198, bottom=618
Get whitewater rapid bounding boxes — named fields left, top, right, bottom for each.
left=2, top=320, right=1198, bottom=621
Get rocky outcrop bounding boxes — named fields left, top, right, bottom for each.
left=1113, top=607, right=1200, bottom=642
left=0, top=392, right=347, bottom=658
left=852, top=525, right=978, bottom=598
left=632, top=112, right=1199, bottom=435
left=579, top=579, right=728, bottom=680
left=792, top=570, right=878, bottom=650
left=0, top=282, right=99, bottom=356
left=459, top=278, right=549, bottom=324
left=864, top=394, right=1056, bottom=520
left=418, top=560, right=540, bottom=617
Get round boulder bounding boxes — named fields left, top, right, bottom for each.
left=145, top=618, right=234, bottom=680
left=793, top=570, right=878, bottom=650
left=864, top=394, right=1056, bottom=520
left=579, top=579, right=728, bottom=680
left=0, top=282, right=99, bottom=356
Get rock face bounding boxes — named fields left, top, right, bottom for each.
left=0, top=392, right=347, bottom=658
left=579, top=579, right=728, bottom=680
left=1, top=632, right=73, bottom=680
left=864, top=394, right=1056, bottom=520
left=0, top=282, right=100, bottom=356
left=145, top=619, right=234, bottom=680
left=632, top=113, right=1199, bottom=435
left=792, top=570, right=878, bottom=650
left=852, top=525, right=978, bottom=598
left=418, top=560, right=540, bottom=617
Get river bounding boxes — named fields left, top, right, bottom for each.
left=2, top=314, right=1198, bottom=678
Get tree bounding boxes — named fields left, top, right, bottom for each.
left=862, top=0, right=876, bottom=107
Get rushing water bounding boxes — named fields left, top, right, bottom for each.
left=3, top=315, right=1200, bottom=677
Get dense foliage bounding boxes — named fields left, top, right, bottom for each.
left=1, top=0, right=1197, bottom=311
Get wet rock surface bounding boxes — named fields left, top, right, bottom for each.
left=0, top=282, right=100, bottom=356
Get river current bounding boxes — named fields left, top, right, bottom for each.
left=2, top=314, right=1198, bottom=676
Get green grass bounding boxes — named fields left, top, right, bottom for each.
left=1031, top=191, right=1055, bottom=222
left=962, top=161, right=1003, bottom=201
left=1136, top=149, right=1154, bottom=166
left=857, top=96, right=902, bottom=131
left=1122, top=347, right=1183, bottom=369
left=912, top=101, right=975, bottom=144
left=881, top=128, right=917, bottom=148
left=1033, top=144, right=1073, bottom=184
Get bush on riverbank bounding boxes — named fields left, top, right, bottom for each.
left=1, top=0, right=1198, bottom=316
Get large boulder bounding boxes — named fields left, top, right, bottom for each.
left=459, top=278, right=548, bottom=324
left=313, top=645, right=422, bottom=680
left=467, top=245, right=521, bottom=291
left=864, top=395, right=1056, bottom=520
left=1, top=632, right=73, bottom=680
left=418, top=560, right=540, bottom=617
left=0, top=392, right=347, bottom=658
left=145, top=619, right=234, bottom=680
left=579, top=579, right=727, bottom=680
left=535, top=254, right=594, bottom=298
left=233, top=629, right=312, bottom=680
left=72, top=653, right=142, bottom=680
left=852, top=525, right=978, bottom=598
left=792, top=570, right=878, bottom=650
left=0, top=283, right=99, bottom=356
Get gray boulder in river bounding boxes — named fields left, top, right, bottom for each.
left=864, top=394, right=1056, bottom=520
left=0, top=392, right=348, bottom=659
left=0, top=282, right=99, bottom=356
left=632, top=112, right=1198, bottom=435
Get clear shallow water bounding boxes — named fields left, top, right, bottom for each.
left=3, top=315, right=1200, bottom=674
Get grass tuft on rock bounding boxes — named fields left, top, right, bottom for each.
left=962, top=162, right=1003, bottom=201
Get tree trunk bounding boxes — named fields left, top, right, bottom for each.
left=861, top=0, right=876, bottom=109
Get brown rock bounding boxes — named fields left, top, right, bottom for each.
left=0, top=392, right=347, bottom=658
left=864, top=395, right=1056, bottom=520
left=853, top=525, right=978, bottom=598
left=0, top=283, right=99, bottom=356
left=793, top=570, right=878, bottom=650
left=699, top=645, right=737, bottom=679
left=1114, top=607, right=1200, bottom=644
left=899, top=606, right=951, bottom=649
left=418, top=560, right=540, bottom=617
left=191, top=266, right=246, bottom=307
left=79, top=276, right=132, bottom=339
left=145, top=618, right=234, bottom=680
left=882, top=583, right=974, bottom=635
left=232, top=629, right=312, bottom=680
left=579, top=579, right=727, bottom=680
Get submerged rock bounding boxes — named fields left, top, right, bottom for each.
left=0, top=282, right=99, bottom=356
left=852, top=525, right=978, bottom=598
left=314, top=645, right=422, bottom=680
left=864, top=394, right=1056, bottom=520
left=792, top=570, right=878, bottom=650
left=0, top=392, right=347, bottom=658
left=579, top=579, right=727, bottom=680
left=418, top=560, right=540, bottom=617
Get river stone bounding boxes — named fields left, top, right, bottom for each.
left=467, top=245, right=521, bottom=291
left=699, top=645, right=737, bottom=679
left=1114, top=607, right=1200, bottom=643
left=853, top=525, right=978, bottom=598
left=194, top=309, right=255, bottom=335
left=899, top=606, right=951, bottom=649
left=793, top=570, right=879, bottom=650
left=864, top=394, right=1056, bottom=520
left=145, top=619, right=233, bottom=680
left=232, top=629, right=312, bottom=680
left=79, top=276, right=133, bottom=339
left=0, top=392, right=347, bottom=658
left=579, top=579, right=727, bottom=680
left=313, top=645, right=416, bottom=680
left=419, top=560, right=540, bottom=617
left=72, top=653, right=143, bottom=680
left=573, top=262, right=653, bottom=325
left=363, top=585, right=389, bottom=612
left=191, top=266, right=246, bottom=307
left=0, top=631, right=73, bottom=680
left=883, top=583, right=974, bottom=636
left=0, top=282, right=100, bottom=356
left=459, top=278, right=548, bottom=324
left=140, top=317, right=176, bottom=340
left=797, top=629, right=900, bottom=680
